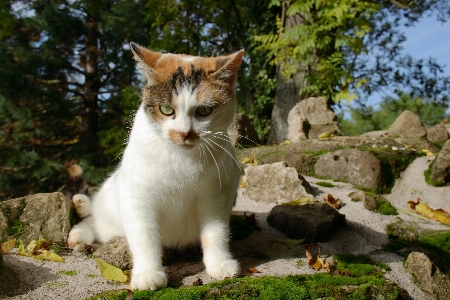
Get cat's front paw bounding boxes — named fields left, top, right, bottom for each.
left=206, top=259, right=240, bottom=279
left=130, top=270, right=168, bottom=290
left=67, top=227, right=86, bottom=251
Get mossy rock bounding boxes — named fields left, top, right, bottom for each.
left=363, top=194, right=397, bottom=215
left=89, top=254, right=403, bottom=299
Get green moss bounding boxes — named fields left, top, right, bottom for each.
left=424, top=162, right=444, bottom=187
left=57, top=270, right=77, bottom=276
left=316, top=181, right=334, bottom=188
left=88, top=255, right=402, bottom=300
left=45, top=281, right=69, bottom=289
left=351, top=198, right=361, bottom=202
left=377, top=200, right=398, bottom=215
left=6, top=219, right=24, bottom=235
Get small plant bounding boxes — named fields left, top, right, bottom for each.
left=6, top=219, right=24, bottom=236
left=351, top=198, right=361, bottom=202
left=58, top=270, right=78, bottom=276
left=316, top=181, right=334, bottom=188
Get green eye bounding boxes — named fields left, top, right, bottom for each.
left=160, top=105, right=175, bottom=116
left=196, top=106, right=213, bottom=116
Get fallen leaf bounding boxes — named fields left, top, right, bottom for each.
left=244, top=212, right=261, bottom=231
left=1, top=239, right=16, bottom=254
left=250, top=156, right=258, bottom=166
left=408, top=198, right=450, bottom=226
left=248, top=267, right=261, bottom=273
left=239, top=175, right=247, bottom=188
left=94, top=258, right=128, bottom=283
left=318, top=132, right=330, bottom=139
left=241, top=157, right=251, bottom=164
left=305, top=243, right=332, bottom=272
left=422, top=149, right=435, bottom=156
left=18, top=239, right=64, bottom=262
left=84, top=244, right=96, bottom=255
left=279, top=139, right=291, bottom=145
left=284, top=198, right=316, bottom=206
left=192, top=278, right=203, bottom=286
left=34, top=250, right=64, bottom=262
left=323, top=194, right=343, bottom=210
left=276, top=238, right=305, bottom=245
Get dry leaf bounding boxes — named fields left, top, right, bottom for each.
left=323, top=194, right=343, bottom=210
left=250, top=156, right=258, bottom=166
left=422, top=149, right=435, bottom=156
left=408, top=198, right=450, bottom=226
left=241, top=157, right=251, bottom=164
left=284, top=198, right=316, bottom=206
left=1, top=239, right=16, bottom=254
left=34, top=250, right=64, bottom=262
left=192, top=278, right=203, bottom=286
left=94, top=258, right=128, bottom=283
left=244, top=212, right=261, bottom=231
left=318, top=132, right=330, bottom=139
left=84, top=244, right=96, bottom=255
left=248, top=267, right=261, bottom=273
left=239, top=175, right=247, bottom=188
left=279, top=140, right=291, bottom=145
left=276, top=238, right=305, bottom=245
left=304, top=243, right=332, bottom=272
left=18, top=239, right=63, bottom=262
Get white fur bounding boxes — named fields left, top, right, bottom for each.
left=68, top=87, right=240, bottom=290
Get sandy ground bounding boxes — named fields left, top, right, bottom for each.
left=1, top=156, right=449, bottom=300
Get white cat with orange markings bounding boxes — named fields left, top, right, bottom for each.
left=67, top=43, right=244, bottom=290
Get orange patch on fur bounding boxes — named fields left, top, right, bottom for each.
left=168, top=128, right=199, bottom=145
left=201, top=236, right=210, bottom=249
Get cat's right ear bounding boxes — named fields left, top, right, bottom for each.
left=130, top=42, right=162, bottom=82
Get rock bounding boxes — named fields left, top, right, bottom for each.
left=267, top=202, right=346, bottom=241
left=363, top=194, right=397, bottom=215
left=359, top=130, right=388, bottom=139
left=314, top=149, right=385, bottom=193
left=287, top=97, right=342, bottom=142
left=427, top=124, right=449, bottom=143
left=93, top=236, right=132, bottom=270
left=405, top=252, right=450, bottom=299
left=228, top=113, right=261, bottom=146
left=386, top=219, right=446, bottom=242
left=244, top=162, right=314, bottom=204
left=387, top=110, right=427, bottom=139
left=430, top=139, right=450, bottom=186
left=0, top=247, right=3, bottom=273
left=0, top=193, right=72, bottom=245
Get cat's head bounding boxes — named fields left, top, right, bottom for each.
left=130, top=42, right=244, bottom=149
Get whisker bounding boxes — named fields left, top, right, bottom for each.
left=216, top=131, right=260, bottom=147
left=204, top=138, right=229, bottom=185
left=211, top=132, right=245, bottom=149
left=203, top=143, right=222, bottom=193
left=204, top=137, right=243, bottom=173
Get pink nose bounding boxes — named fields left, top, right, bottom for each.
left=178, top=131, right=190, bottom=142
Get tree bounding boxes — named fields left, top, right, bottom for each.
left=339, top=92, right=450, bottom=136
left=256, top=0, right=450, bottom=143
left=0, top=0, right=150, bottom=200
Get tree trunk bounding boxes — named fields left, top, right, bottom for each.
left=267, top=12, right=309, bottom=144
left=80, top=15, right=100, bottom=152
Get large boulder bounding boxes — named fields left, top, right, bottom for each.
left=430, top=139, right=450, bottom=186
left=405, top=252, right=450, bottom=299
left=287, top=97, right=341, bottom=142
left=387, top=110, right=427, bottom=139
left=244, top=162, right=313, bottom=204
left=0, top=193, right=72, bottom=245
left=267, top=202, right=346, bottom=241
left=228, top=113, right=261, bottom=146
left=426, top=124, right=449, bottom=144
left=314, top=149, right=385, bottom=193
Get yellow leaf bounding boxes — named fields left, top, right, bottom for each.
left=18, top=241, right=31, bottom=257
left=94, top=258, right=128, bottom=283
left=34, top=250, right=64, bottom=263
left=284, top=198, right=316, bottom=206
left=279, top=139, right=291, bottom=145
left=1, top=239, right=16, bottom=254
left=239, top=175, right=247, bottom=188
left=412, top=202, right=450, bottom=226
left=250, top=156, right=258, bottom=166
left=318, top=132, right=330, bottom=139
left=421, top=149, right=435, bottom=156
left=241, top=157, right=251, bottom=164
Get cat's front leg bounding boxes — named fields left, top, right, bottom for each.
left=122, top=201, right=167, bottom=290
left=200, top=216, right=240, bottom=279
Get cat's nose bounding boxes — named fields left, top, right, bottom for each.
left=178, top=131, right=190, bottom=142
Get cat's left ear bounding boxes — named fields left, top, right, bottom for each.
left=212, top=50, right=245, bottom=85
left=130, top=42, right=162, bottom=81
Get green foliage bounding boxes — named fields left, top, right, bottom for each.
left=57, top=270, right=78, bottom=276
left=316, top=181, right=334, bottom=188
left=6, top=219, right=24, bottom=236
left=339, top=92, right=450, bottom=136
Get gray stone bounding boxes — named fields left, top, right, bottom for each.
left=0, top=193, right=72, bottom=245
left=287, top=97, right=341, bottom=142
left=430, top=139, right=450, bottom=185
left=314, top=149, right=385, bottom=193
left=228, top=113, right=261, bottom=146
left=405, top=252, right=450, bottom=299
left=93, top=236, right=132, bottom=270
left=359, top=130, right=388, bottom=138
left=244, top=162, right=313, bottom=204
left=427, top=124, right=449, bottom=143
left=388, top=110, right=427, bottom=139
left=0, top=247, right=3, bottom=273
left=267, top=202, right=346, bottom=241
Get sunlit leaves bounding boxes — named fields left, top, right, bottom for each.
left=94, top=258, right=129, bottom=283
left=17, top=238, right=63, bottom=262
left=408, top=198, right=450, bottom=226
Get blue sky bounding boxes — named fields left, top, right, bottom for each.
left=342, top=14, right=450, bottom=110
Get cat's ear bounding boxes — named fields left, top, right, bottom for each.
left=130, top=42, right=162, bottom=82
left=212, top=50, right=245, bottom=85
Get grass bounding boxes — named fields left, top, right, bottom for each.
left=6, top=219, right=24, bottom=236
left=315, top=181, right=334, bottom=188
left=57, top=270, right=78, bottom=276
left=88, top=254, right=401, bottom=300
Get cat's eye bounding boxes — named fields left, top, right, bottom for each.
left=160, top=105, right=175, bottom=116
left=196, top=106, right=213, bottom=116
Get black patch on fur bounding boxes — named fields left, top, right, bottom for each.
left=66, top=172, right=85, bottom=200
left=171, top=65, right=205, bottom=95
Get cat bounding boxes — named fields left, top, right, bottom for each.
left=66, top=42, right=244, bottom=290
